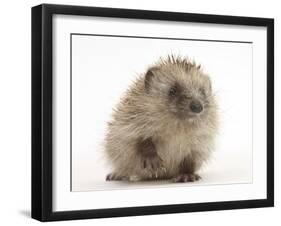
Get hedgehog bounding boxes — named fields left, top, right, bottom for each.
left=104, top=55, right=218, bottom=182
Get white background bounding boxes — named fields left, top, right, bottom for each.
left=0, top=0, right=279, bottom=225
left=71, top=34, right=253, bottom=191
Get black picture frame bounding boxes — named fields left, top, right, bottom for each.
left=31, top=3, right=274, bottom=222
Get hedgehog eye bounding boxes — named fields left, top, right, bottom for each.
left=169, top=87, right=177, bottom=97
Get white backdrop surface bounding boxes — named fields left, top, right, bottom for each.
left=71, top=34, right=253, bottom=191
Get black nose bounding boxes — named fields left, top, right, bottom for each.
left=190, top=101, right=203, bottom=113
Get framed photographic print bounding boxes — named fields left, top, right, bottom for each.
left=31, top=4, right=274, bottom=221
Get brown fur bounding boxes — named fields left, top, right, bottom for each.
left=104, top=55, right=218, bottom=182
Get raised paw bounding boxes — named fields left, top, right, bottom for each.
left=172, top=173, right=201, bottom=183
left=106, top=173, right=127, bottom=181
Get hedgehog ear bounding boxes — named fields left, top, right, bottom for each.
left=144, top=67, right=158, bottom=93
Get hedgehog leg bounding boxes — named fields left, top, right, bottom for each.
left=106, top=172, right=127, bottom=181
left=136, top=137, right=167, bottom=179
left=172, top=173, right=201, bottom=182
left=172, top=156, right=201, bottom=183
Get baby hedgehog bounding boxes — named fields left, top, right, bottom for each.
left=104, top=55, right=218, bottom=182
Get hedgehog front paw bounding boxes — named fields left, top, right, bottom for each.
left=172, top=173, right=201, bottom=182
left=106, top=172, right=127, bottom=181
left=141, top=155, right=166, bottom=178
